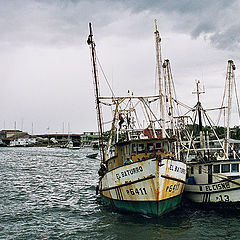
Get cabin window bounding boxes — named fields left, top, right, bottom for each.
left=163, top=141, right=169, bottom=153
left=213, top=165, right=220, bottom=173
left=231, top=163, right=239, bottom=173
left=169, top=143, right=173, bottom=152
left=221, top=164, right=230, bottom=173
left=155, top=142, right=162, bottom=151
left=138, top=143, right=145, bottom=153
left=131, top=143, right=136, bottom=154
left=147, top=143, right=154, bottom=152
left=110, top=146, right=115, bottom=156
left=191, top=166, right=194, bottom=174
left=125, top=145, right=130, bottom=155
left=198, top=166, right=202, bottom=174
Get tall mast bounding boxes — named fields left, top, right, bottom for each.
left=87, top=23, right=105, bottom=163
left=192, top=80, right=205, bottom=153
left=225, top=60, right=235, bottom=157
left=154, top=19, right=165, bottom=138
left=164, top=59, right=175, bottom=133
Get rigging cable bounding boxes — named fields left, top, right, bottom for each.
left=96, top=56, right=115, bottom=97
left=216, top=70, right=228, bottom=125
left=233, top=75, right=240, bottom=123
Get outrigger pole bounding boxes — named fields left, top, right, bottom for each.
left=87, top=23, right=105, bottom=163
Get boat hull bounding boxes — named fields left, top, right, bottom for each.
left=99, top=157, right=186, bottom=216
left=100, top=193, right=182, bottom=216
left=184, top=178, right=240, bottom=205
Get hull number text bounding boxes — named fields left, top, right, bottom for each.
left=126, top=188, right=147, bottom=195
left=216, top=194, right=230, bottom=202
left=166, top=183, right=180, bottom=193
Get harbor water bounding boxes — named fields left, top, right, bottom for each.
left=0, top=147, right=239, bottom=240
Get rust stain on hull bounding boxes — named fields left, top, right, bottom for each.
left=100, top=157, right=186, bottom=203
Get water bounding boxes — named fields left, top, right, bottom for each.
left=0, top=147, right=239, bottom=240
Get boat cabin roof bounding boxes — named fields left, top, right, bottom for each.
left=188, top=159, right=240, bottom=166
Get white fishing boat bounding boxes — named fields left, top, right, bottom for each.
left=183, top=60, right=240, bottom=207
left=88, top=21, right=186, bottom=216
left=66, top=140, right=80, bottom=150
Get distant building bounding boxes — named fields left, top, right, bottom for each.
left=0, top=130, right=22, bottom=139
left=0, top=130, right=36, bottom=146
left=36, top=133, right=82, bottom=147
left=81, top=131, right=100, bottom=147
left=36, top=133, right=81, bottom=141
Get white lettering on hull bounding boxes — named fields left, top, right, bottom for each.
left=199, top=182, right=231, bottom=192
left=169, top=164, right=186, bottom=174
left=116, top=166, right=143, bottom=180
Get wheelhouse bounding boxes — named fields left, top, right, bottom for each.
left=106, top=138, right=175, bottom=171
left=187, top=160, right=240, bottom=185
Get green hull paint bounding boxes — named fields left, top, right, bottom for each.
left=100, top=194, right=183, bottom=216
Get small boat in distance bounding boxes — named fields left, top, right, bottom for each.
left=86, top=153, right=98, bottom=159
left=88, top=21, right=186, bottom=216
left=66, top=140, right=80, bottom=150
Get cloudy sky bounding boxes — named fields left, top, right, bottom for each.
left=1, top=0, right=240, bottom=134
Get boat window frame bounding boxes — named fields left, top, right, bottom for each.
left=163, top=141, right=169, bottom=153
left=138, top=143, right=145, bottom=154
left=221, top=164, right=230, bottom=173
left=155, top=142, right=162, bottom=151
left=125, top=144, right=130, bottom=155
left=147, top=142, right=154, bottom=153
left=131, top=143, right=136, bottom=154
left=231, top=163, right=239, bottom=173
left=109, top=145, right=115, bottom=157
left=213, top=164, right=220, bottom=173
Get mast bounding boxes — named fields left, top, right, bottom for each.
left=195, top=80, right=204, bottom=131
left=225, top=60, right=235, bottom=157
left=154, top=19, right=165, bottom=138
left=87, top=23, right=105, bottom=163
left=164, top=59, right=175, bottom=133
left=192, top=80, right=205, bottom=154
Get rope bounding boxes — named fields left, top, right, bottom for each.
left=233, top=74, right=240, bottom=123
left=96, top=56, right=115, bottom=97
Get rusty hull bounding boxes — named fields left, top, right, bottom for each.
left=100, top=158, right=186, bottom=203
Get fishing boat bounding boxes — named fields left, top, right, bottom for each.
left=87, top=22, right=186, bottom=216
left=183, top=60, right=240, bottom=207
left=66, top=140, right=80, bottom=150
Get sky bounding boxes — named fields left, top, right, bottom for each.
left=1, top=0, right=240, bottom=134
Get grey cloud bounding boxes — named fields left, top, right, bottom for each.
left=0, top=0, right=124, bottom=47
left=210, top=24, right=240, bottom=50
left=115, top=0, right=233, bottom=15
left=0, top=0, right=239, bottom=50
left=111, top=0, right=240, bottom=50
